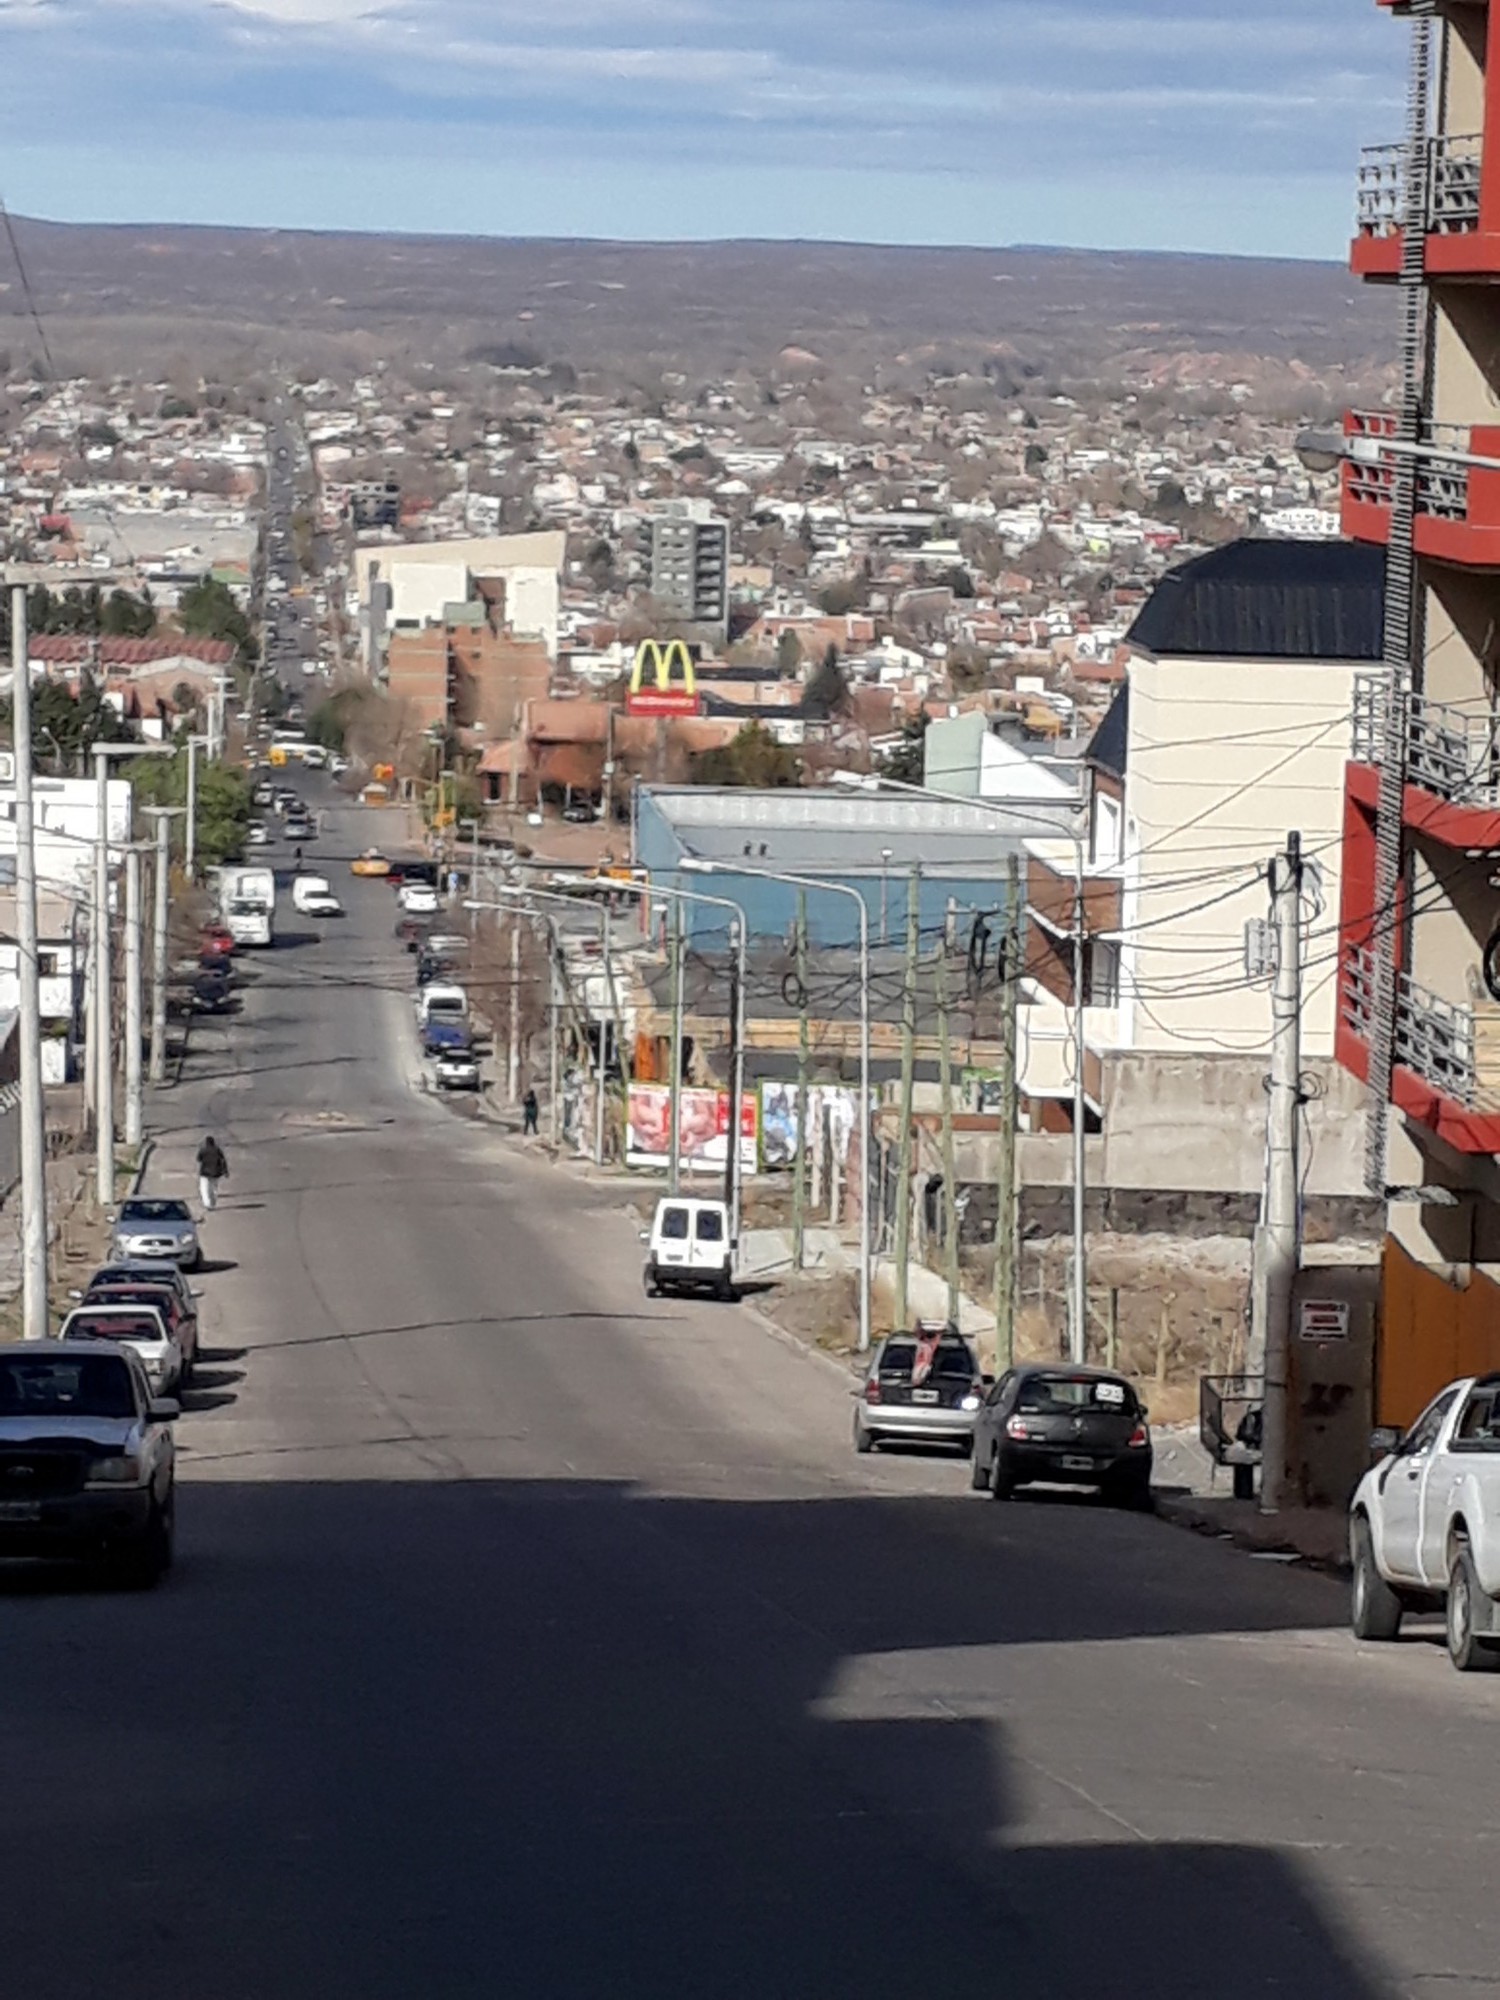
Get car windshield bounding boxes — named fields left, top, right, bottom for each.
left=69, top=1313, right=164, bottom=1344
left=1017, top=1374, right=1139, bottom=1416
left=879, top=1341, right=977, bottom=1380
left=0, top=1355, right=136, bottom=1418
left=86, top=1286, right=175, bottom=1315
left=119, top=1200, right=189, bottom=1224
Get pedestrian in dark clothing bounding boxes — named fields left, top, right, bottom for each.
left=522, top=1088, right=540, bottom=1137
left=197, top=1134, right=229, bottom=1212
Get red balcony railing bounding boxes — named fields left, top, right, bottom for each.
left=1352, top=131, right=1500, bottom=276
left=1341, top=410, right=1500, bottom=566
left=1339, top=942, right=1500, bottom=1153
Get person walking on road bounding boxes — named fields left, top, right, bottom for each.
left=197, top=1134, right=229, bottom=1212
left=522, top=1087, right=540, bottom=1137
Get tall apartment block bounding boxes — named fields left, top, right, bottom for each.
left=648, top=501, right=730, bottom=638
left=1337, top=1, right=1500, bottom=1412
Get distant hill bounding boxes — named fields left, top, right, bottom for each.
left=0, top=216, right=1394, bottom=395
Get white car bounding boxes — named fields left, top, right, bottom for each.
left=58, top=1303, right=184, bottom=1395
left=245, top=820, right=271, bottom=847
left=399, top=882, right=440, bottom=915
left=1350, top=1372, right=1500, bottom=1670
left=301, top=889, right=343, bottom=918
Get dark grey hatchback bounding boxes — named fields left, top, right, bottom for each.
left=970, top=1364, right=1153, bottom=1508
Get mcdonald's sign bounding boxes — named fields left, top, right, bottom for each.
left=626, top=639, right=701, bottom=718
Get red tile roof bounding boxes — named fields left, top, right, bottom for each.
left=29, top=636, right=237, bottom=667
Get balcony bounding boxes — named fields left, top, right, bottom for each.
left=1352, top=133, right=1500, bottom=277
left=1341, top=409, right=1500, bottom=567
left=1348, top=671, right=1500, bottom=848
left=1339, top=944, right=1500, bottom=1153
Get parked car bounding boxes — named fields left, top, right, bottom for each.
left=300, top=887, right=343, bottom=918
left=88, top=1260, right=199, bottom=1317
left=434, top=1047, right=482, bottom=1092
left=200, top=924, right=235, bottom=965
left=1350, top=1374, right=1500, bottom=1670
left=0, top=1343, right=177, bottom=1586
left=641, top=1197, right=736, bottom=1302
left=245, top=819, right=271, bottom=847
left=562, top=803, right=598, bottom=824
left=970, top=1363, right=1153, bottom=1506
left=192, top=968, right=233, bottom=1013
left=110, top=1197, right=201, bottom=1271
left=81, top=1280, right=198, bottom=1385
left=854, top=1325, right=987, bottom=1456
left=59, top=1303, right=183, bottom=1396
left=421, top=1020, right=471, bottom=1059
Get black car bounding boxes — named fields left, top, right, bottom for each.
left=970, top=1364, right=1153, bottom=1507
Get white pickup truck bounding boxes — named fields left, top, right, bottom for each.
left=1350, top=1373, right=1500, bottom=1670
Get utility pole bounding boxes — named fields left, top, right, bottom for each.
left=10, top=582, right=49, bottom=1340
left=1070, top=845, right=1089, bottom=1365
left=792, top=887, right=810, bottom=1271
left=935, top=931, right=960, bottom=1325
left=507, top=916, right=521, bottom=1103
left=548, top=937, right=562, bottom=1147
left=667, top=898, right=685, bottom=1195
left=185, top=734, right=200, bottom=882
left=123, top=845, right=143, bottom=1148
left=595, top=899, right=610, bottom=1168
left=92, top=747, right=113, bottom=1207
left=893, top=866, right=920, bottom=1328
left=144, top=807, right=181, bottom=1086
left=1256, top=830, right=1304, bottom=1515
left=994, top=857, right=1022, bottom=1370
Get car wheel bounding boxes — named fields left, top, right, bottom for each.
left=642, top=1264, right=660, bottom=1299
left=1446, top=1541, right=1500, bottom=1671
left=853, top=1414, right=875, bottom=1455
left=969, top=1442, right=992, bottom=1491
left=716, top=1274, right=737, bottom=1304
left=189, top=1250, right=204, bottom=1273
left=1350, top=1514, right=1403, bottom=1642
left=1111, top=1477, right=1154, bottom=1513
left=114, top=1498, right=173, bottom=1591
left=988, top=1454, right=1014, bottom=1502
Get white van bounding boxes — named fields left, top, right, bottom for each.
left=415, top=982, right=469, bottom=1029
left=642, top=1197, right=736, bottom=1302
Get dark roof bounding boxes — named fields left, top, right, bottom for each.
left=1125, top=538, right=1386, bottom=662
left=1088, top=684, right=1128, bottom=780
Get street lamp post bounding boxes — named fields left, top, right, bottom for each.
left=831, top=771, right=1090, bottom=1362
left=684, top=857, right=873, bottom=1357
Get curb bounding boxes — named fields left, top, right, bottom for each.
left=738, top=1300, right=863, bottom=1387
left=129, top=1138, right=156, bottom=1196
left=1153, top=1491, right=1351, bottom=1575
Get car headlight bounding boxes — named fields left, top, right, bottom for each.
left=960, top=1393, right=982, bottom=1412
left=88, top=1456, right=141, bottom=1485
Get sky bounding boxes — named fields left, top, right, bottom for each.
left=0, top=0, right=1404, bottom=258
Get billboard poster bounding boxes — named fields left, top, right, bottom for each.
left=759, top=1082, right=857, bottom=1171
left=626, top=1084, right=758, bottom=1173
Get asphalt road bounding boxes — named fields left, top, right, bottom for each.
left=2, top=790, right=1496, bottom=1999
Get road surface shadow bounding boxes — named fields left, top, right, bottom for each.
left=0, top=1476, right=1388, bottom=1999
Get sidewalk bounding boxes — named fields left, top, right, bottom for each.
left=1154, top=1491, right=1351, bottom=1571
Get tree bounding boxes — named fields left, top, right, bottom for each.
left=882, top=713, right=929, bottom=786
left=131, top=748, right=251, bottom=867
left=690, top=723, right=802, bottom=790
left=101, top=588, right=156, bottom=639
left=178, top=575, right=256, bottom=664
left=817, top=576, right=866, bottom=618
left=776, top=629, right=803, bottom=676
left=803, top=644, right=849, bottom=721
left=307, top=689, right=365, bottom=752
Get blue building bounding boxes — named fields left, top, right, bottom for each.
left=631, top=785, right=1073, bottom=946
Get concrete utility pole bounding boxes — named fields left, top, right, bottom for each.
left=935, top=932, right=960, bottom=1326
left=123, top=846, right=144, bottom=1148
left=893, top=866, right=921, bottom=1329
left=667, top=899, right=685, bottom=1195
left=143, top=807, right=183, bottom=1086
left=185, top=735, right=201, bottom=882
left=994, top=856, right=1022, bottom=1371
left=792, top=888, right=810, bottom=1271
left=508, top=916, right=521, bottom=1103
left=595, top=899, right=610, bottom=1170
left=92, top=749, right=112, bottom=1205
left=1256, top=830, right=1304, bottom=1515
left=10, top=583, right=49, bottom=1340
left=1070, top=843, right=1090, bottom=1365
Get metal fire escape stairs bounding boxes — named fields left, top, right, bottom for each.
left=1365, top=8, right=1436, bottom=1199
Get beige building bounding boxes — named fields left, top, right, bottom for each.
left=355, top=531, right=566, bottom=672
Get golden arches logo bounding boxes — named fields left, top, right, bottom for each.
left=630, top=639, right=697, bottom=697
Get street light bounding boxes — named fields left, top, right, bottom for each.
left=830, top=768, right=1091, bottom=1363
left=1294, top=423, right=1500, bottom=477
left=684, top=856, right=873, bottom=1356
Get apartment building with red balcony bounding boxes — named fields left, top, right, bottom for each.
left=1339, top=0, right=1500, bottom=1414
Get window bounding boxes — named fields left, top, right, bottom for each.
left=1399, top=1388, right=1459, bottom=1458
left=1016, top=1373, right=1140, bottom=1418
left=659, top=1206, right=690, bottom=1241
left=0, top=1355, right=135, bottom=1418
left=37, top=952, right=58, bottom=978
left=1086, top=937, right=1120, bottom=1008
left=1091, top=792, right=1123, bottom=868
left=694, top=1210, right=724, bottom=1243
left=120, top=1199, right=189, bottom=1223
left=1452, top=1387, right=1500, bottom=1451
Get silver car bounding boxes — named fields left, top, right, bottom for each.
left=110, top=1197, right=201, bottom=1271
left=0, top=1342, right=177, bottom=1586
left=853, top=1327, right=989, bottom=1456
